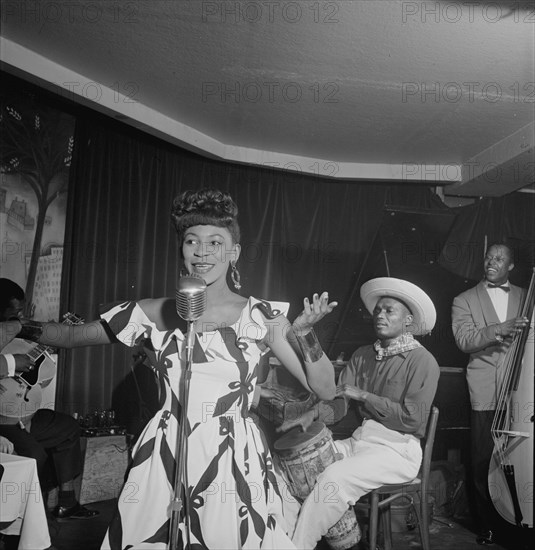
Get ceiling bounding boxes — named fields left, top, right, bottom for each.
left=1, top=0, right=534, bottom=198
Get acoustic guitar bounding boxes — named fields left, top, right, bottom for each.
left=0, top=312, right=83, bottom=425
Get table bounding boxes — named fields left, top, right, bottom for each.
left=0, top=453, right=50, bottom=550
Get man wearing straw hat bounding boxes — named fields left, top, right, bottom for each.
left=292, top=277, right=440, bottom=549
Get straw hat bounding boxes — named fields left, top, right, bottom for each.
left=360, top=277, right=436, bottom=335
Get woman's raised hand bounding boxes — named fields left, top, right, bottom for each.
left=292, top=292, right=338, bottom=335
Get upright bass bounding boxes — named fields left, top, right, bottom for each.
left=488, top=268, right=534, bottom=528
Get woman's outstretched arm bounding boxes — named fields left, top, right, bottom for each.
left=17, top=318, right=116, bottom=349
left=264, top=292, right=337, bottom=401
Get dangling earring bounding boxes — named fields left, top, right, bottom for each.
left=231, top=260, right=241, bottom=290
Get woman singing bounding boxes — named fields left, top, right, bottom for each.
left=15, top=188, right=337, bottom=549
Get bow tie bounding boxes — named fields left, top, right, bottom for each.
left=487, top=283, right=510, bottom=292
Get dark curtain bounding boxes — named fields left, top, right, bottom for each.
left=438, top=194, right=535, bottom=288
left=56, top=112, right=447, bottom=417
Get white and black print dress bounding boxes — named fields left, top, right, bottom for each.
left=100, top=297, right=297, bottom=550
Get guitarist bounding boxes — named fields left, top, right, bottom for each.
left=0, top=278, right=98, bottom=521
left=1, top=316, right=33, bottom=375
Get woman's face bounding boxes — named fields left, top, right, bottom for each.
left=182, top=224, right=240, bottom=286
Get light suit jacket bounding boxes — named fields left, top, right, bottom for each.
left=452, top=280, right=525, bottom=411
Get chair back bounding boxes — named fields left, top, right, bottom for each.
left=356, top=405, right=440, bottom=550
left=421, top=405, right=439, bottom=495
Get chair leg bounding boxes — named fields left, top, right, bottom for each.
left=411, top=498, right=429, bottom=550
left=382, top=505, right=392, bottom=550
left=369, top=492, right=380, bottom=550
left=419, top=495, right=430, bottom=550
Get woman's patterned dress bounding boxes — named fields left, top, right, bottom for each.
left=99, top=297, right=298, bottom=549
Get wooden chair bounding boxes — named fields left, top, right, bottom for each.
left=357, top=406, right=439, bottom=550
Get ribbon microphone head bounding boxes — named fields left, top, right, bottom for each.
left=175, top=274, right=207, bottom=322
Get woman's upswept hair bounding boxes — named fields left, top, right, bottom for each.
left=171, top=188, right=241, bottom=244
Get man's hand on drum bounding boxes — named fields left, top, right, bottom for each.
left=258, top=384, right=287, bottom=403
left=277, top=409, right=316, bottom=434
left=292, top=292, right=338, bottom=336
left=336, top=383, right=367, bottom=402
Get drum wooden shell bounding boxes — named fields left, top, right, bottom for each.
left=273, top=421, right=361, bottom=550
left=274, top=421, right=337, bottom=500
left=325, top=508, right=361, bottom=550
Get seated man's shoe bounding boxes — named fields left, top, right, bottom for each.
left=52, top=502, right=99, bottom=520
left=476, top=529, right=494, bottom=545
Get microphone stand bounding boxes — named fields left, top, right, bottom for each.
left=169, top=320, right=195, bottom=550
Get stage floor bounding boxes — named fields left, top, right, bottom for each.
left=1, top=498, right=532, bottom=550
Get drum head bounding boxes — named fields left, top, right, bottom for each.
left=274, top=421, right=327, bottom=452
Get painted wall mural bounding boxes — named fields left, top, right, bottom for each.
left=0, top=90, right=74, bottom=322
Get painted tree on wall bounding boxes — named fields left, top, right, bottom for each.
left=0, top=92, right=74, bottom=309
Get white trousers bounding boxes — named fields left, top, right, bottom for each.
left=291, top=419, right=422, bottom=549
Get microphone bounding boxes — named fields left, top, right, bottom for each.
left=175, top=274, right=207, bottom=322
left=172, top=274, right=207, bottom=550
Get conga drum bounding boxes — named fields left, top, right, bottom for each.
left=273, top=421, right=361, bottom=550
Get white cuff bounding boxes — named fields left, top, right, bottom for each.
left=4, top=354, right=16, bottom=376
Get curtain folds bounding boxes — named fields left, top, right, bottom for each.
left=57, top=114, right=448, bottom=417
left=438, top=194, right=535, bottom=287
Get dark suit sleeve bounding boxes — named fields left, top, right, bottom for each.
left=1, top=321, right=21, bottom=352
left=0, top=357, right=9, bottom=378
left=452, top=293, right=498, bottom=353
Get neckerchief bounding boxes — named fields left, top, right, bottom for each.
left=373, top=333, right=421, bottom=360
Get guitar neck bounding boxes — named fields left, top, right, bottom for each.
left=26, top=343, right=54, bottom=362
left=22, top=313, right=83, bottom=363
